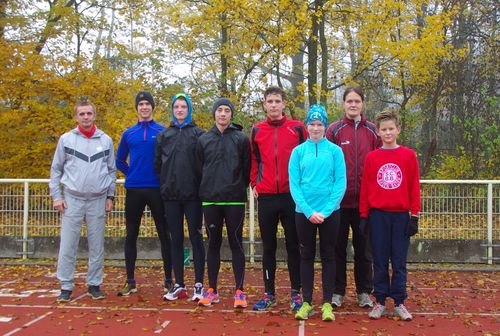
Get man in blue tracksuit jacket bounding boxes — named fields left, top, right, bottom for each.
left=116, top=91, right=173, bottom=296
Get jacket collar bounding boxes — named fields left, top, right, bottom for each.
left=342, top=113, right=366, bottom=126
left=266, top=113, right=288, bottom=126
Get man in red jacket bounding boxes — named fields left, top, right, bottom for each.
left=326, top=87, right=381, bottom=308
left=251, top=86, right=306, bottom=312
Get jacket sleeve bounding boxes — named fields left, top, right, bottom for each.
left=115, top=132, right=129, bottom=175
left=288, top=147, right=314, bottom=219
left=320, top=146, right=346, bottom=217
left=49, top=135, right=66, bottom=201
left=249, top=126, right=258, bottom=188
left=106, top=136, right=117, bottom=197
left=359, top=153, right=371, bottom=218
left=242, top=134, right=251, bottom=187
left=154, top=132, right=163, bottom=175
left=409, top=150, right=421, bottom=216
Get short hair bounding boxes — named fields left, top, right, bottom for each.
left=374, top=108, right=400, bottom=128
left=75, top=101, right=96, bottom=115
left=264, top=86, right=286, bottom=101
left=343, top=86, right=364, bottom=102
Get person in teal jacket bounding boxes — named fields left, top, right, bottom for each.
left=289, top=104, right=347, bottom=321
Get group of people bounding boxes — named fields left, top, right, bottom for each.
left=49, top=85, right=421, bottom=322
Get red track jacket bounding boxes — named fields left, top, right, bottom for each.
left=250, top=113, right=306, bottom=194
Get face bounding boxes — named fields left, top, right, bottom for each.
left=173, top=99, right=188, bottom=124
left=263, top=93, right=286, bottom=121
left=137, top=100, right=153, bottom=121
left=377, top=119, right=400, bottom=148
left=307, top=120, right=325, bottom=141
left=343, top=91, right=364, bottom=121
left=75, top=105, right=96, bottom=131
left=214, top=105, right=232, bottom=129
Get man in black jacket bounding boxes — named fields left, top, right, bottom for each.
left=155, top=93, right=205, bottom=302
left=196, top=98, right=251, bottom=309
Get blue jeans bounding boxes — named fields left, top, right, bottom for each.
left=369, top=209, right=410, bottom=305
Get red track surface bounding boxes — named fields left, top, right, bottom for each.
left=0, top=264, right=498, bottom=335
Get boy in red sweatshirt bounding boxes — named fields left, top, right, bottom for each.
left=359, top=108, right=420, bottom=321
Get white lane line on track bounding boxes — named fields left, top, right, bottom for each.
left=1, top=304, right=498, bottom=317
left=2, top=311, right=53, bottom=336
left=298, top=321, right=305, bottom=336
left=7, top=281, right=497, bottom=293
left=0, top=317, right=13, bottom=322
left=71, top=292, right=88, bottom=302
left=154, top=320, right=171, bottom=334
left=0, top=281, right=18, bottom=288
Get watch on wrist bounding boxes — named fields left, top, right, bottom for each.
left=106, top=196, right=115, bottom=201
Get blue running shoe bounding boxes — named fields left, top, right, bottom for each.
left=290, top=290, right=303, bottom=312
left=252, top=293, right=276, bottom=311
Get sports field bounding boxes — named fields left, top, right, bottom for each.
left=0, top=263, right=497, bottom=335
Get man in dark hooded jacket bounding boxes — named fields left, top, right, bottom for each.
left=155, top=93, right=206, bottom=302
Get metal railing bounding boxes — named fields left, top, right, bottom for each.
left=0, top=179, right=499, bottom=263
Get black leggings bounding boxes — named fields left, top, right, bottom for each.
left=164, top=200, right=205, bottom=286
left=258, top=193, right=301, bottom=295
left=334, top=208, right=373, bottom=295
left=296, top=210, right=340, bottom=304
left=203, top=205, right=246, bottom=292
left=124, top=188, right=172, bottom=282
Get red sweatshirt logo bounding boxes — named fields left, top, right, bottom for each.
left=377, top=163, right=403, bottom=189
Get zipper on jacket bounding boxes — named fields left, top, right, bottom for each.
left=143, top=122, right=147, bottom=141
left=315, top=142, right=318, bottom=157
left=354, top=121, right=359, bottom=202
left=274, top=127, right=279, bottom=193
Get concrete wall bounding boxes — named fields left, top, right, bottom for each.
left=1, top=237, right=498, bottom=264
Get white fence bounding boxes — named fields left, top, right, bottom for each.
left=0, top=179, right=499, bottom=263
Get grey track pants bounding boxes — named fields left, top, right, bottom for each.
left=56, top=194, right=106, bottom=291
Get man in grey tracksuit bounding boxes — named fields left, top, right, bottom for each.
left=49, top=101, right=116, bottom=302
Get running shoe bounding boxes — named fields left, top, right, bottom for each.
left=321, top=302, right=335, bottom=321
left=56, top=289, right=72, bottom=303
left=252, top=293, right=276, bottom=311
left=394, top=304, right=413, bottom=321
left=233, top=289, right=247, bottom=308
left=191, top=282, right=204, bottom=301
left=294, top=302, right=313, bottom=320
left=331, top=294, right=344, bottom=307
left=117, top=282, right=137, bottom=296
left=87, top=286, right=105, bottom=300
left=357, top=293, right=374, bottom=307
left=163, top=284, right=188, bottom=301
left=368, top=303, right=386, bottom=319
left=290, top=290, right=303, bottom=312
left=198, top=288, right=220, bottom=307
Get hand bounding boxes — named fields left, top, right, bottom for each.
left=359, top=218, right=368, bottom=236
left=407, top=216, right=419, bottom=238
left=53, top=199, right=67, bottom=213
left=252, top=186, right=259, bottom=199
left=105, top=199, right=113, bottom=212
left=308, top=212, right=325, bottom=224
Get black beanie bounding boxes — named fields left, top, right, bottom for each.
left=135, top=91, right=155, bottom=110
left=212, top=98, right=234, bottom=118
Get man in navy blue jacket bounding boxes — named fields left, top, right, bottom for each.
left=116, top=91, right=173, bottom=297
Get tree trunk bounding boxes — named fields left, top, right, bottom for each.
left=35, top=0, right=76, bottom=54
left=219, top=14, right=229, bottom=96
left=0, top=0, right=6, bottom=41
left=319, top=4, right=328, bottom=106
left=307, top=0, right=320, bottom=105
left=289, top=46, right=305, bottom=119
